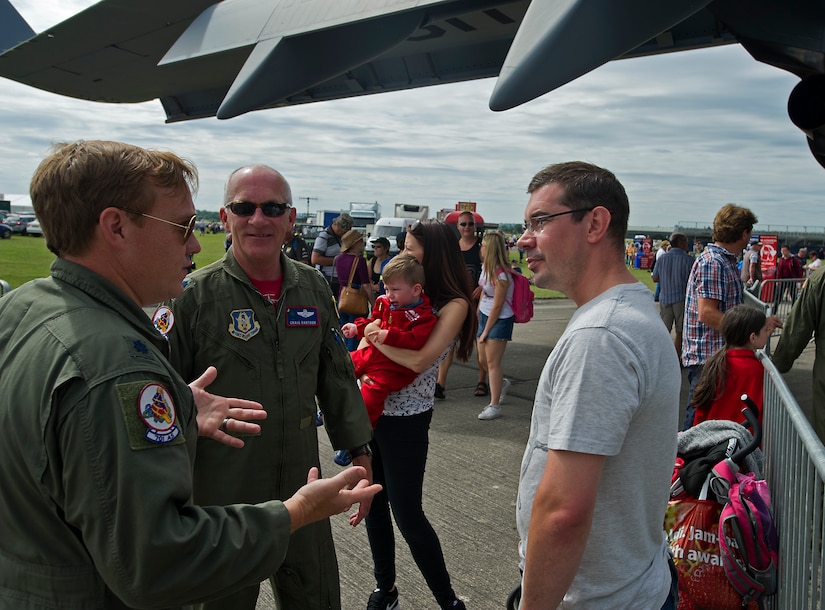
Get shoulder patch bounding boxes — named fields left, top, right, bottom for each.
left=116, top=381, right=185, bottom=449
left=152, top=306, right=175, bottom=336
left=228, top=309, right=261, bottom=340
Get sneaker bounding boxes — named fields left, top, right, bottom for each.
left=442, top=600, right=466, bottom=610
left=334, top=449, right=352, bottom=466
left=315, top=411, right=324, bottom=427
left=500, top=378, right=512, bottom=403
left=478, top=404, right=502, bottom=420
left=367, top=587, right=400, bottom=610
left=435, top=383, right=446, bottom=399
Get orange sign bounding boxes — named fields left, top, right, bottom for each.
left=456, top=201, right=476, bottom=212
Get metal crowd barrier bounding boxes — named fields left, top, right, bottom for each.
left=760, top=353, right=825, bottom=609
left=743, top=278, right=809, bottom=356
left=757, top=277, right=807, bottom=323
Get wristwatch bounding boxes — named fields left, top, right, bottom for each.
left=349, top=444, right=372, bottom=459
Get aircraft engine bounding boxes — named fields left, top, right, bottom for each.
left=788, top=74, right=825, bottom=169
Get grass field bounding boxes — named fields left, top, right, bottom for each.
left=0, top=232, right=655, bottom=295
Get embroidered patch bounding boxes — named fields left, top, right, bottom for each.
left=125, top=337, right=154, bottom=360
left=152, top=306, right=175, bottom=336
left=228, top=309, right=261, bottom=340
left=286, top=306, right=319, bottom=327
left=138, top=383, right=181, bottom=444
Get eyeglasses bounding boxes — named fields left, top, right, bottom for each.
left=522, top=206, right=607, bottom=235
left=225, top=200, right=291, bottom=217
left=459, top=221, right=475, bottom=227
left=121, top=208, right=197, bottom=243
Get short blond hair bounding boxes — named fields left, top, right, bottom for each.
left=381, top=253, right=425, bottom=288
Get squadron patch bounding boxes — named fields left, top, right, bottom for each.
left=137, top=383, right=180, bottom=444
left=152, top=306, right=175, bottom=336
left=286, top=306, right=319, bottom=327
left=228, top=309, right=261, bottom=340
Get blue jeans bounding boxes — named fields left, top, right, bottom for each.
left=660, top=557, right=680, bottom=610
left=681, top=364, right=704, bottom=430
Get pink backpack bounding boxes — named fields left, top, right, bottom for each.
left=510, top=271, right=534, bottom=323
left=712, top=459, right=778, bottom=604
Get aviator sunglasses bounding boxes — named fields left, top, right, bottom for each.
left=121, top=208, right=197, bottom=243
left=225, top=200, right=292, bottom=217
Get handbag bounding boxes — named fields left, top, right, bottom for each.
left=338, top=256, right=369, bottom=315
left=665, top=475, right=759, bottom=610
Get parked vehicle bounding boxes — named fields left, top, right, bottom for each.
left=0, top=223, right=11, bottom=239
left=5, top=214, right=36, bottom=234
left=366, top=217, right=418, bottom=255
left=26, top=219, right=42, bottom=236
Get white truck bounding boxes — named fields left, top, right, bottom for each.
left=366, top=204, right=430, bottom=255
left=349, top=201, right=381, bottom=235
left=393, top=203, right=429, bottom=220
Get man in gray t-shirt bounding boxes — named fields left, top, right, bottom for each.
left=515, top=162, right=680, bottom=609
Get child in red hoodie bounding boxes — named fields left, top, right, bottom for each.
left=342, top=254, right=437, bottom=426
left=692, top=305, right=769, bottom=429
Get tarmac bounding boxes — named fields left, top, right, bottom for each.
left=255, top=298, right=817, bottom=610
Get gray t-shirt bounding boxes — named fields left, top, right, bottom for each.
left=516, top=282, right=679, bottom=609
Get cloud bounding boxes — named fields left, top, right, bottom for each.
left=1, top=1, right=822, bottom=231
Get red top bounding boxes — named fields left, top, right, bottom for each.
left=693, top=349, right=764, bottom=429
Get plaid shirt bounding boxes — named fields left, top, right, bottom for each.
left=652, top=247, right=695, bottom=306
left=681, top=244, right=743, bottom=367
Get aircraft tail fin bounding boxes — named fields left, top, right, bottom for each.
left=0, top=0, right=35, bottom=54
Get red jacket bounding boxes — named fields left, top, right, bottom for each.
left=693, top=349, right=764, bottom=429
left=353, top=294, right=437, bottom=353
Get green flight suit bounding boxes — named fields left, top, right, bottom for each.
left=166, top=250, right=372, bottom=610
left=0, top=259, right=294, bottom=609
left=772, top=266, right=825, bottom=442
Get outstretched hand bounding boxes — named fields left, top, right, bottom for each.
left=285, top=467, right=382, bottom=532
left=348, top=454, right=374, bottom=526
left=189, top=366, right=267, bottom=448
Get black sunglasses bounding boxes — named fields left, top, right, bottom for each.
left=225, top=200, right=291, bottom=217
left=459, top=221, right=475, bottom=227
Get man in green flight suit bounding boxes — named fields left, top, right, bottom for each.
left=0, top=141, right=379, bottom=610
left=165, top=164, right=374, bottom=610
left=771, top=265, right=825, bottom=442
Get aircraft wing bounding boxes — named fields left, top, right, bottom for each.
left=0, top=0, right=736, bottom=123
left=1, top=0, right=825, bottom=165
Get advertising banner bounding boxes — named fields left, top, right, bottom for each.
left=758, top=235, right=777, bottom=301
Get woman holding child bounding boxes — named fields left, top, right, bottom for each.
left=358, top=219, right=476, bottom=610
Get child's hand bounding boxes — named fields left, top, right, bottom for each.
left=341, top=323, right=357, bottom=338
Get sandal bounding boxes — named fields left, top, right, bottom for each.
left=474, top=381, right=489, bottom=397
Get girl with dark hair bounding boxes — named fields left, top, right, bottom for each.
left=357, top=219, right=476, bottom=610
left=692, top=305, right=769, bottom=428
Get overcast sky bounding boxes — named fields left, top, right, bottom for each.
left=1, top=0, right=823, bottom=230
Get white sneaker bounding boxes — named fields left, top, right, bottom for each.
left=478, top=404, right=502, bottom=420
left=500, top=378, right=512, bottom=403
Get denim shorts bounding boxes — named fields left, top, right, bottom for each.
left=477, top=312, right=514, bottom=341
